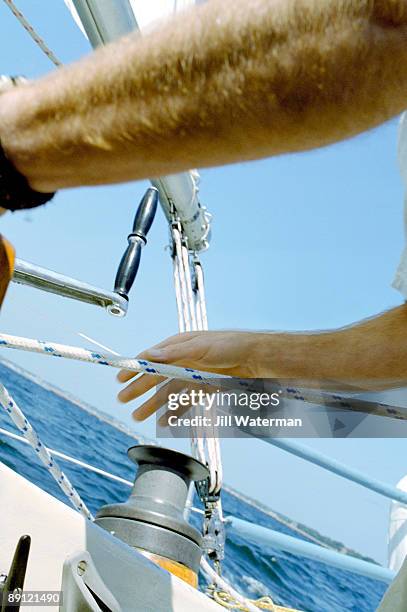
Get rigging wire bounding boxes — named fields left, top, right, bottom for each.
left=2, top=0, right=62, bottom=67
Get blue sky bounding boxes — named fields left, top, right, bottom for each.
left=1, top=0, right=406, bottom=563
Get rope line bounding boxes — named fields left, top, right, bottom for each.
left=0, top=425, right=205, bottom=517
left=172, top=224, right=193, bottom=331
left=211, top=589, right=299, bottom=612
left=2, top=0, right=62, bottom=67
left=171, top=222, right=222, bottom=493
left=0, top=332, right=405, bottom=420
left=193, top=257, right=223, bottom=494
left=0, top=425, right=133, bottom=487
left=172, top=246, right=222, bottom=499
left=0, top=384, right=93, bottom=519
left=0, top=332, right=231, bottom=384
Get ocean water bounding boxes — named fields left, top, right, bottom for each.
left=0, top=360, right=387, bottom=612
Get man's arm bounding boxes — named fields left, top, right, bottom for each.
left=0, top=0, right=407, bottom=192
left=117, top=304, right=407, bottom=419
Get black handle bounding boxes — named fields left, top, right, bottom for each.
left=1, top=535, right=31, bottom=612
left=114, top=187, right=158, bottom=300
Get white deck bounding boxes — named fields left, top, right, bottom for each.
left=0, top=461, right=220, bottom=611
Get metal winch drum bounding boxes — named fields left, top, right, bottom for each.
left=95, top=445, right=209, bottom=587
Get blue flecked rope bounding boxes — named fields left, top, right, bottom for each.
left=0, top=382, right=93, bottom=519
left=0, top=332, right=231, bottom=384
left=0, top=332, right=405, bottom=422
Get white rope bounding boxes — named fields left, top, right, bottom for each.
left=172, top=225, right=192, bottom=331
left=2, top=0, right=62, bottom=67
left=181, top=242, right=198, bottom=330
left=0, top=425, right=133, bottom=487
left=172, top=232, right=221, bottom=488
left=0, top=425, right=206, bottom=518
left=171, top=225, right=209, bottom=465
left=0, top=332, right=230, bottom=385
left=0, top=331, right=403, bottom=421
left=0, top=384, right=93, bottom=519
left=170, top=225, right=225, bottom=582
left=193, top=258, right=223, bottom=494
left=173, top=255, right=186, bottom=333
left=194, top=259, right=208, bottom=329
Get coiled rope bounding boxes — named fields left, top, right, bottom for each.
left=201, top=558, right=275, bottom=612
left=215, top=591, right=276, bottom=611
left=211, top=589, right=298, bottom=612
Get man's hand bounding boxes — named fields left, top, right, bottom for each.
left=117, top=305, right=407, bottom=421
left=117, top=331, right=268, bottom=421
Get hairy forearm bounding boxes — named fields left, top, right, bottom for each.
left=1, top=0, right=407, bottom=192
left=261, top=305, right=407, bottom=388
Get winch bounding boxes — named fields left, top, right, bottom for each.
left=95, top=445, right=209, bottom=587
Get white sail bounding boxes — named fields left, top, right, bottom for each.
left=128, top=0, right=196, bottom=30
left=63, top=0, right=87, bottom=38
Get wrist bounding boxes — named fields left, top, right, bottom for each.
left=0, top=87, right=32, bottom=182
left=0, top=86, right=56, bottom=209
left=249, top=332, right=291, bottom=378
left=253, top=332, right=334, bottom=380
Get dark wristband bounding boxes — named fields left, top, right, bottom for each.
left=0, top=142, right=55, bottom=211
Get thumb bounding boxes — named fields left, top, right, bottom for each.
left=139, top=342, right=199, bottom=365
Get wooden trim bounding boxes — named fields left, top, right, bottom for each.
left=0, top=235, right=14, bottom=309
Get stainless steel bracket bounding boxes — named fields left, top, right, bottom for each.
left=12, top=259, right=127, bottom=317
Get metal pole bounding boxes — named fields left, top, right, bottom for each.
left=265, top=438, right=407, bottom=506
left=12, top=259, right=128, bottom=317
left=227, top=516, right=395, bottom=584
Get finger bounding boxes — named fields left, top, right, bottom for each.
left=132, top=379, right=187, bottom=421
left=117, top=334, right=202, bottom=382
left=117, top=368, right=139, bottom=383
left=117, top=373, right=165, bottom=404
left=138, top=338, right=206, bottom=365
